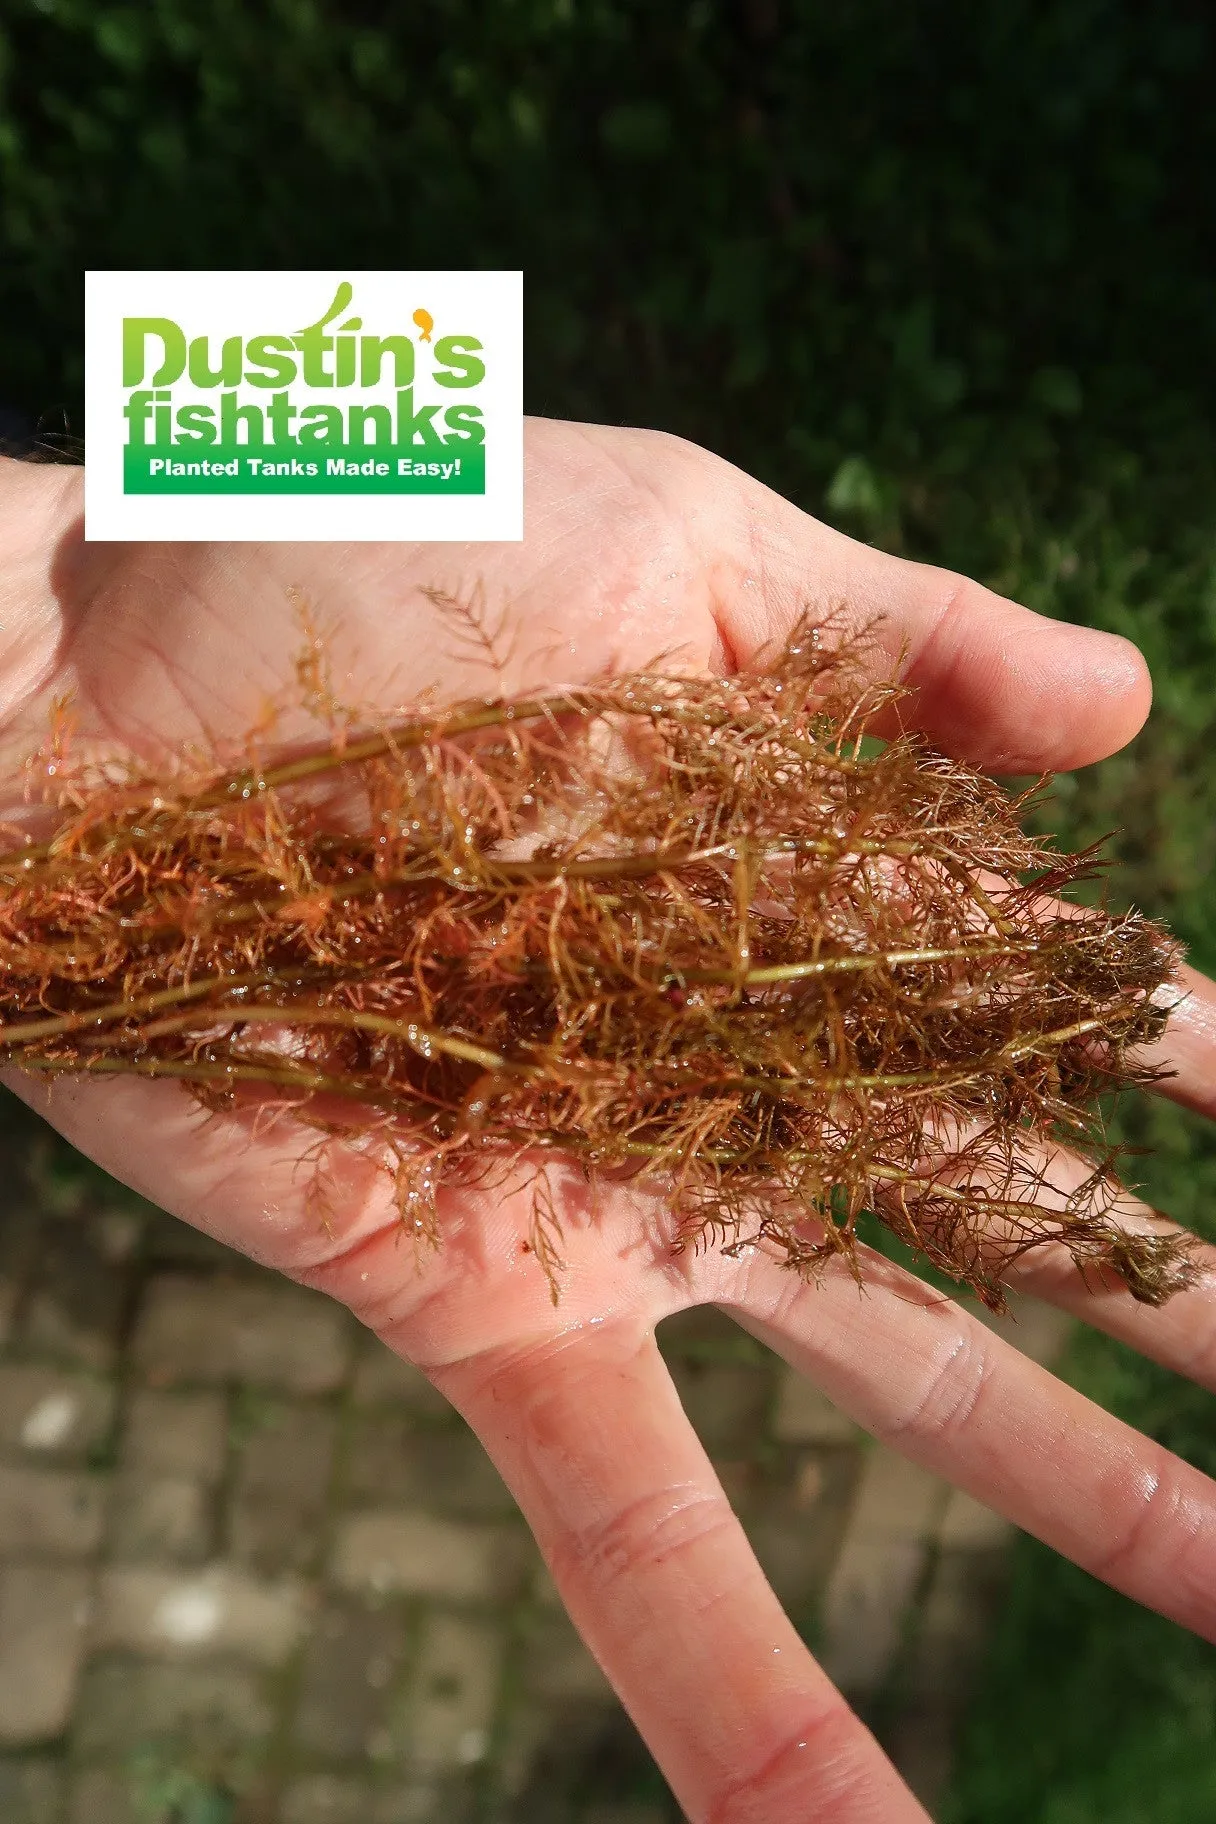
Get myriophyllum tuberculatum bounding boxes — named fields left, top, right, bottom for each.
left=0, top=602, right=1197, bottom=1309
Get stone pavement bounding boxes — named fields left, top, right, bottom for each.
left=0, top=1098, right=1071, bottom=1823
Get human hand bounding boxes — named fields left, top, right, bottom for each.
left=1, top=419, right=1214, bottom=1823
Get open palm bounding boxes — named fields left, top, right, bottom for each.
left=2, top=420, right=1215, bottom=1824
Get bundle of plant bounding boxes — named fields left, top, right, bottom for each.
left=0, top=609, right=1197, bottom=1311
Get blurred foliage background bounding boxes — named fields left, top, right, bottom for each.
left=0, top=2, right=1214, bottom=1817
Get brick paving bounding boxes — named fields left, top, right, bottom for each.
left=0, top=1098, right=1070, bottom=1822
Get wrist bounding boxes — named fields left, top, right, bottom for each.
left=0, top=455, right=83, bottom=735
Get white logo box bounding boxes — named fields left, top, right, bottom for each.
left=84, top=270, right=523, bottom=541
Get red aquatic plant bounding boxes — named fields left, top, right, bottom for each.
left=0, top=606, right=1196, bottom=1310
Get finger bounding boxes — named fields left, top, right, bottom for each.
left=1139, top=960, right=1216, bottom=1120
left=667, top=433, right=1151, bottom=772
left=889, top=928, right=1216, bottom=1394
left=1003, top=1229, right=1216, bottom=1394
left=727, top=1250, right=1216, bottom=1643
left=433, top=1314, right=931, bottom=1824
left=980, top=1135, right=1216, bottom=1395
left=846, top=1101, right=1216, bottom=1397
